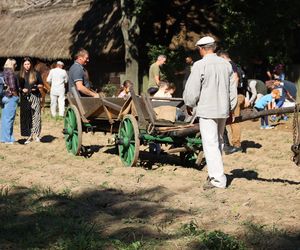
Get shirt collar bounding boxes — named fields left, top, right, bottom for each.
left=74, top=61, right=84, bottom=69
left=203, top=53, right=217, bottom=58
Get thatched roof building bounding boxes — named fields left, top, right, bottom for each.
left=0, top=0, right=123, bottom=60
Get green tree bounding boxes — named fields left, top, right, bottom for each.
left=217, top=0, right=300, bottom=65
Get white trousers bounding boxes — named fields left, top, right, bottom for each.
left=50, top=93, right=65, bottom=117
left=199, top=117, right=227, bottom=188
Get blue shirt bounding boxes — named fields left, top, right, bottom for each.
left=68, top=62, right=90, bottom=93
left=254, top=94, right=273, bottom=109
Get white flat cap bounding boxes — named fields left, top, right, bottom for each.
left=57, top=61, right=64, bottom=66
left=196, top=36, right=215, bottom=46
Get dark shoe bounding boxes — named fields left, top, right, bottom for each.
left=224, top=146, right=242, bottom=155
left=224, top=145, right=235, bottom=155
left=232, top=146, right=243, bottom=153
left=203, top=177, right=217, bottom=190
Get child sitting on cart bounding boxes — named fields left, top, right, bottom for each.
left=153, top=81, right=175, bottom=98
left=152, top=81, right=185, bottom=122
left=118, top=80, right=133, bottom=98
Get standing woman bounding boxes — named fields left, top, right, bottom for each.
left=19, top=57, right=43, bottom=144
left=0, top=58, right=19, bottom=144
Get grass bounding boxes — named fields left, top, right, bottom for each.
left=0, top=185, right=143, bottom=249
left=179, top=220, right=245, bottom=250
left=242, top=221, right=300, bottom=249
left=0, top=185, right=299, bottom=249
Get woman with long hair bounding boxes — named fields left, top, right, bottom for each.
left=19, top=57, right=43, bottom=144
left=0, top=58, right=19, bottom=144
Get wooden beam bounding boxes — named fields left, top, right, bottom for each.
left=172, top=106, right=299, bottom=138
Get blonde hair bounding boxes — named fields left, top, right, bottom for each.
left=4, top=58, right=17, bottom=70
left=271, top=89, right=281, bottom=99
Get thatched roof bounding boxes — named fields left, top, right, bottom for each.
left=0, top=0, right=216, bottom=61
left=0, top=1, right=123, bottom=60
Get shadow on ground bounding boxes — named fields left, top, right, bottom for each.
left=103, top=146, right=205, bottom=171
left=227, top=168, right=300, bottom=186
left=0, top=185, right=186, bottom=249
left=0, top=185, right=299, bottom=249
left=17, top=135, right=56, bottom=144
left=80, top=144, right=103, bottom=158
left=241, top=140, right=262, bottom=153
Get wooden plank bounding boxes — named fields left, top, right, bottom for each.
left=141, top=94, right=156, bottom=126
left=129, top=87, right=147, bottom=127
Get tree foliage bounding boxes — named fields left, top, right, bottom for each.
left=217, top=0, right=300, bottom=65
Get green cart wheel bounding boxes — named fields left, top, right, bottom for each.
left=118, top=114, right=140, bottom=167
left=64, top=105, right=82, bottom=155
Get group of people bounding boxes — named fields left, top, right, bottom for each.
left=146, top=36, right=297, bottom=190
left=1, top=40, right=297, bottom=190
left=0, top=53, right=76, bottom=144
left=0, top=57, right=44, bottom=144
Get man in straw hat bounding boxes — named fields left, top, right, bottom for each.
left=183, top=36, right=237, bottom=189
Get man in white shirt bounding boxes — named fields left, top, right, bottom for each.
left=47, top=61, right=68, bottom=117
left=183, top=36, right=237, bottom=189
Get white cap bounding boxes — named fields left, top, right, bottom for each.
left=196, top=36, right=215, bottom=46
left=57, top=61, right=64, bottom=66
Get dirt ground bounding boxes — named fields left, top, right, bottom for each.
left=0, top=109, right=300, bottom=249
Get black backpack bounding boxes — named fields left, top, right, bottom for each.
left=0, top=72, right=6, bottom=98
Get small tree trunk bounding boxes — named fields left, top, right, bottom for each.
left=120, top=0, right=139, bottom=93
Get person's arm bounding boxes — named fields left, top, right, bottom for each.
left=5, top=70, right=18, bottom=96
left=233, top=72, right=239, bottom=85
left=75, top=80, right=98, bottom=97
left=153, top=65, right=160, bottom=86
left=183, top=62, right=202, bottom=114
left=248, top=80, right=257, bottom=105
left=229, top=69, right=238, bottom=112
left=46, top=70, right=52, bottom=85
left=154, top=75, right=160, bottom=86
left=268, top=100, right=274, bottom=110
left=64, top=71, right=68, bottom=84
left=266, top=70, right=272, bottom=80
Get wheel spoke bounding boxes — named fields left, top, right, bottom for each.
left=65, top=116, right=74, bottom=129
left=126, top=121, right=133, bottom=139
left=68, top=110, right=76, bottom=128
left=128, top=145, right=134, bottom=162
left=118, top=115, right=139, bottom=167
left=72, top=134, right=78, bottom=154
left=120, top=127, right=126, bottom=137
left=66, top=135, right=72, bottom=150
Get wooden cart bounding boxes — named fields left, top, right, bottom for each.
left=63, top=87, right=204, bottom=167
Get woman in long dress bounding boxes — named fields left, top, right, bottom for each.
left=19, top=57, right=43, bottom=144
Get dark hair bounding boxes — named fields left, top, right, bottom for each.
left=167, top=82, right=176, bottom=90
left=118, top=79, right=133, bottom=95
left=19, top=57, right=36, bottom=84
left=122, top=80, right=133, bottom=88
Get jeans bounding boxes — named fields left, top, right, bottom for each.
left=1, top=96, right=19, bottom=142
left=255, top=107, right=268, bottom=127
